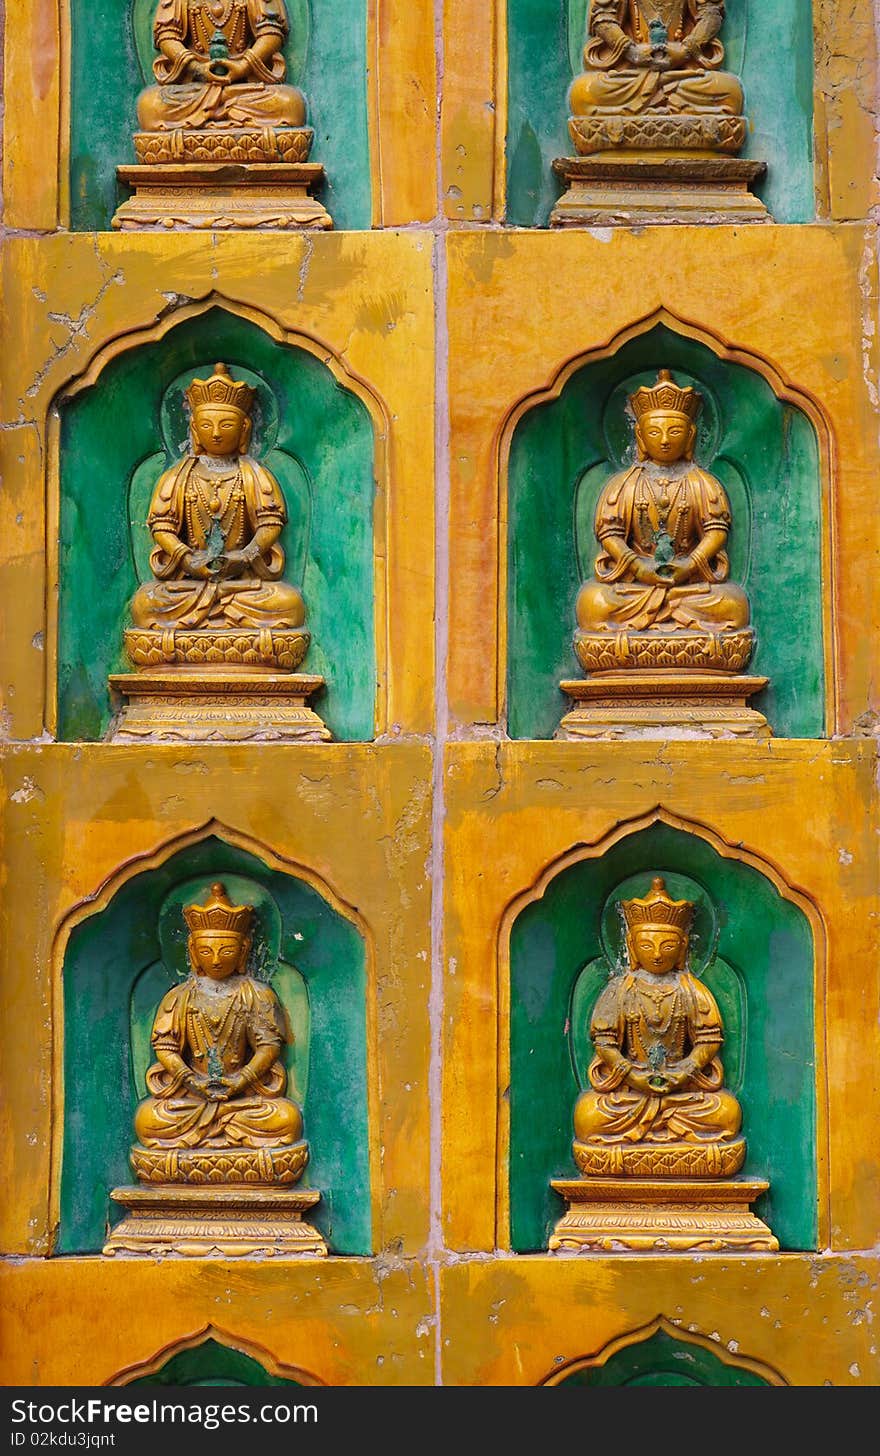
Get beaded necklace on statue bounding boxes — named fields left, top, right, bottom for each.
left=632, top=972, right=681, bottom=1036
left=189, top=976, right=240, bottom=1046
left=186, top=464, right=246, bottom=547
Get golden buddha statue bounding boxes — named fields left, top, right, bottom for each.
left=105, top=883, right=327, bottom=1256
left=130, top=363, right=305, bottom=638
left=109, top=364, right=331, bottom=742
left=137, top=0, right=306, bottom=134
left=576, top=370, right=749, bottom=639
left=549, top=877, right=778, bottom=1252
left=570, top=0, right=743, bottom=126
left=558, top=370, right=769, bottom=738
left=113, top=0, right=332, bottom=229
left=552, top=2, right=769, bottom=224
left=134, top=882, right=303, bottom=1151
left=572, top=878, right=742, bottom=1169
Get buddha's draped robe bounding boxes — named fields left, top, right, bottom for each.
left=576, top=462, right=750, bottom=633
left=574, top=970, right=742, bottom=1144
left=134, top=975, right=303, bottom=1147
left=137, top=0, right=306, bottom=131
left=130, top=454, right=304, bottom=631
left=570, top=0, right=743, bottom=117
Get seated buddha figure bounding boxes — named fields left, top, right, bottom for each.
left=129, top=363, right=304, bottom=636
left=576, top=369, right=750, bottom=643
left=573, top=877, right=744, bottom=1174
left=134, top=882, right=303, bottom=1151
left=136, top=0, right=306, bottom=133
left=570, top=0, right=743, bottom=122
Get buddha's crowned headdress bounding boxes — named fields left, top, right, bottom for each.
left=185, top=363, right=255, bottom=417
left=630, top=369, right=701, bottom=422
left=184, top=882, right=253, bottom=936
left=622, top=876, right=694, bottom=934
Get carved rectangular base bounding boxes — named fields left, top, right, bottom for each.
left=113, top=163, right=332, bottom=230
left=551, top=156, right=770, bottom=226
left=549, top=1177, right=778, bottom=1253
left=108, top=671, right=331, bottom=742
left=558, top=672, right=770, bottom=740
left=104, top=1185, right=328, bottom=1258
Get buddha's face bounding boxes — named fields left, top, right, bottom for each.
left=636, top=410, right=695, bottom=465
left=191, top=404, right=248, bottom=458
left=189, top=931, right=248, bottom=980
left=631, top=926, right=685, bottom=976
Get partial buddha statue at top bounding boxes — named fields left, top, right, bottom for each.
left=137, top=0, right=307, bottom=132
left=570, top=0, right=743, bottom=122
left=551, top=1, right=770, bottom=226
left=114, top=0, right=333, bottom=230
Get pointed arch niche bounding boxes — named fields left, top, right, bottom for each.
left=504, top=318, right=829, bottom=740
left=108, top=1326, right=325, bottom=1387
left=540, top=1317, right=786, bottom=1387
left=502, top=816, right=822, bottom=1255
left=54, top=826, right=375, bottom=1256
left=54, top=301, right=383, bottom=743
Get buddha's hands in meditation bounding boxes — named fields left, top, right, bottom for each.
left=625, top=1064, right=662, bottom=1094
left=215, top=548, right=253, bottom=579
left=663, top=41, right=691, bottom=68
left=184, top=548, right=216, bottom=580
left=626, top=1058, right=695, bottom=1095
left=186, top=53, right=252, bottom=85
left=185, top=1069, right=249, bottom=1102
left=624, top=39, right=691, bottom=71
left=624, top=41, right=655, bottom=67
left=208, top=56, right=252, bottom=84
left=667, top=554, right=696, bottom=586
left=185, top=1070, right=217, bottom=1099
left=632, top=559, right=669, bottom=588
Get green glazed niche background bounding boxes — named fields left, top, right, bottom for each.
left=125, top=1339, right=309, bottom=1387
left=553, top=1330, right=771, bottom=1386
left=508, top=822, right=817, bottom=1253
left=58, top=307, right=377, bottom=743
left=69, top=0, right=371, bottom=230
left=506, top=0, right=815, bottom=225
left=507, top=323, right=824, bottom=740
left=59, top=836, right=372, bottom=1255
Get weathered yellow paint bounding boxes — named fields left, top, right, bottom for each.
left=441, top=739, right=880, bottom=1253
left=440, top=0, right=504, bottom=222
left=1, top=0, right=62, bottom=229
left=445, top=225, right=880, bottom=735
left=813, top=0, right=880, bottom=220
left=0, top=1259, right=435, bottom=1385
left=440, top=1255, right=880, bottom=1385
left=371, top=0, right=438, bottom=224
left=0, top=743, right=432, bottom=1257
left=0, top=231, right=435, bottom=740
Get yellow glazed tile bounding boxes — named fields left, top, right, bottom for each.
left=0, top=1259, right=434, bottom=1386
left=369, top=0, right=438, bottom=224
left=441, top=739, right=880, bottom=1254
left=440, top=1255, right=880, bottom=1385
left=0, top=743, right=432, bottom=1257
left=0, top=230, right=435, bottom=740
left=446, top=225, right=880, bottom=736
